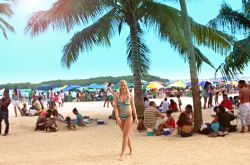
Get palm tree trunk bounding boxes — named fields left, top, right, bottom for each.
left=129, top=20, right=145, bottom=119
left=180, top=0, right=203, bottom=132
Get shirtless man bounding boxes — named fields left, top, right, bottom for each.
left=238, top=80, right=250, bottom=133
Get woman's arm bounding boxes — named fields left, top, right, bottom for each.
left=130, top=94, right=138, bottom=123
left=113, top=93, right=120, bottom=121
left=0, top=97, right=11, bottom=107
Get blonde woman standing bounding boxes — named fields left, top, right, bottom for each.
left=114, top=80, right=138, bottom=160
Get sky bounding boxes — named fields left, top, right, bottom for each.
left=0, top=0, right=249, bottom=84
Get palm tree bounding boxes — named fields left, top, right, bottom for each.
left=25, top=0, right=233, bottom=118
left=209, top=0, right=250, bottom=78
left=0, top=0, right=15, bottom=39
left=179, top=0, right=202, bottom=131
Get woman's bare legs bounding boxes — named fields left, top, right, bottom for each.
left=14, top=107, right=17, bottom=117
left=118, top=116, right=133, bottom=160
left=18, top=106, right=23, bottom=116
left=203, top=97, right=207, bottom=109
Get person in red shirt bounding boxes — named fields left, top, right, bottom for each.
left=155, top=110, right=176, bottom=135
left=220, top=94, right=233, bottom=111
left=169, top=99, right=178, bottom=111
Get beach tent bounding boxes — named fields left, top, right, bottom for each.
left=34, top=85, right=56, bottom=91
left=77, top=86, right=89, bottom=91
left=168, top=81, right=186, bottom=88
left=88, top=83, right=106, bottom=89
left=62, top=84, right=81, bottom=92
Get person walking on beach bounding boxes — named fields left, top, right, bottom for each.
left=0, top=89, right=11, bottom=136
left=12, top=88, right=23, bottom=117
left=114, top=80, right=138, bottom=160
left=104, top=83, right=114, bottom=108
left=238, top=80, right=250, bottom=133
left=201, top=81, right=210, bottom=109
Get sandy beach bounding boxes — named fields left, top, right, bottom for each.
left=1, top=96, right=250, bottom=165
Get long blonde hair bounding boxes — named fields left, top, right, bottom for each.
left=118, top=80, right=131, bottom=98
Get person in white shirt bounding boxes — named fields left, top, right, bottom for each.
left=160, top=98, right=169, bottom=113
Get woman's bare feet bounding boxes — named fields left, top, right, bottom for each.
left=119, top=154, right=125, bottom=161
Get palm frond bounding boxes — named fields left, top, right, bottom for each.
left=194, top=47, right=215, bottom=72
left=208, top=3, right=250, bottom=34
left=216, top=36, right=250, bottom=79
left=126, top=30, right=150, bottom=77
left=25, top=0, right=112, bottom=36
left=61, top=9, right=119, bottom=68
left=0, top=2, right=13, bottom=17
left=191, top=21, right=233, bottom=55
left=144, top=1, right=231, bottom=68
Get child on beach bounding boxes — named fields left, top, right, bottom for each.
left=177, top=95, right=182, bottom=112
left=21, top=103, right=29, bottom=116
left=65, top=116, right=76, bottom=130
left=73, top=108, right=85, bottom=127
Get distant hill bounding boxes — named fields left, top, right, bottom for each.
left=0, top=75, right=169, bottom=89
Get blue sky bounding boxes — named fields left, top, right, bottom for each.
left=0, top=0, right=249, bottom=84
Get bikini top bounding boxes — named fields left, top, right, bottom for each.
left=117, top=95, right=130, bottom=106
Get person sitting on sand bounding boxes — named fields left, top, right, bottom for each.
left=208, top=111, right=222, bottom=137
left=155, top=110, right=176, bottom=136
left=220, top=94, right=233, bottom=111
left=65, top=116, right=76, bottom=130
left=21, top=103, right=30, bottom=116
left=34, top=110, right=53, bottom=131
left=160, top=98, right=169, bottom=113
left=169, top=99, right=178, bottom=112
left=177, top=112, right=193, bottom=137
left=73, top=108, right=85, bottom=127
left=144, top=101, right=165, bottom=130
left=44, top=113, right=57, bottom=132
left=182, top=104, right=194, bottom=122
left=214, top=106, right=231, bottom=135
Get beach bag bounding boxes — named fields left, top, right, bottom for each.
left=229, top=125, right=237, bottom=132
left=198, top=123, right=212, bottom=135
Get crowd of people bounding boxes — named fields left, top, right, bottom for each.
left=0, top=79, right=249, bottom=161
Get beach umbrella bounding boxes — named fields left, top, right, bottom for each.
left=198, top=81, right=207, bottom=86
left=168, top=81, right=186, bottom=88
left=146, top=83, right=164, bottom=89
left=185, top=81, right=192, bottom=87
left=34, top=84, right=56, bottom=91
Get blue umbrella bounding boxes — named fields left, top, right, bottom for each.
left=34, top=85, right=56, bottom=91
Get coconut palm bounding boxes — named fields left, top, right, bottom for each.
left=25, top=0, right=233, bottom=117
left=209, top=0, right=250, bottom=78
left=179, top=0, right=202, bottom=131
left=0, top=0, right=15, bottom=39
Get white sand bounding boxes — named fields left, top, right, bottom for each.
left=1, top=96, right=250, bottom=165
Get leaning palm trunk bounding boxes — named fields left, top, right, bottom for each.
left=128, top=19, right=145, bottom=118
left=180, top=0, right=202, bottom=131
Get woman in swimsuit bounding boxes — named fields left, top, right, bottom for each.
left=114, top=80, right=138, bottom=161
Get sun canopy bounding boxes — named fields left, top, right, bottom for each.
left=62, top=84, right=81, bottom=92
left=87, top=83, right=106, bottom=89
left=168, top=81, right=186, bottom=88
